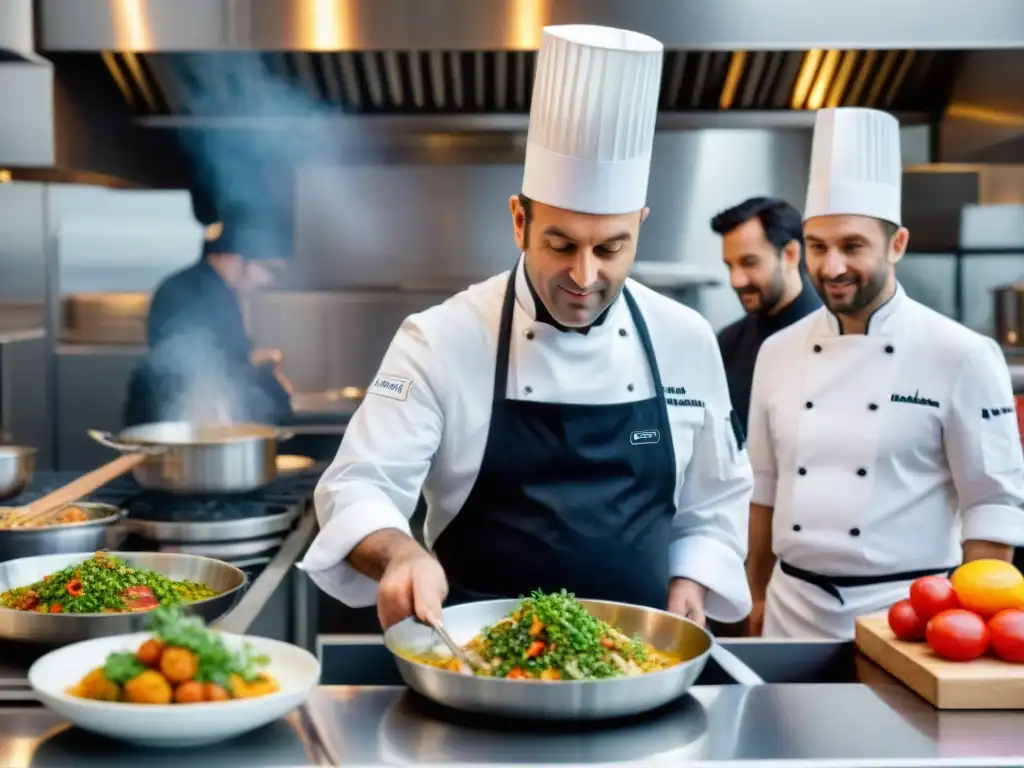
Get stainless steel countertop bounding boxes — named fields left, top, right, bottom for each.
left=1, top=680, right=1022, bottom=767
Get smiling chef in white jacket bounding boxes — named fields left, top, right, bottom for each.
left=299, top=24, right=753, bottom=631
left=745, top=106, right=1024, bottom=640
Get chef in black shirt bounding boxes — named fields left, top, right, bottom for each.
left=123, top=217, right=295, bottom=427
left=711, top=197, right=821, bottom=433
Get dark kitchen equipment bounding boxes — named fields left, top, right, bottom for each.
left=994, top=283, right=1024, bottom=348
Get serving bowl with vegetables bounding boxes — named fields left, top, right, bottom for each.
left=0, top=551, right=246, bottom=643
left=28, top=605, right=321, bottom=747
left=385, top=590, right=714, bottom=720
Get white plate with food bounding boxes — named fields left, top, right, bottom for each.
left=28, top=606, right=321, bottom=747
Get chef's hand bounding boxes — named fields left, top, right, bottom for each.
left=252, top=348, right=284, bottom=367
left=668, top=578, right=708, bottom=627
left=747, top=600, right=765, bottom=637
left=377, top=541, right=449, bottom=631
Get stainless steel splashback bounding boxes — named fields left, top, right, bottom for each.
left=294, top=129, right=813, bottom=331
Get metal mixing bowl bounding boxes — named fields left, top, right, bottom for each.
left=384, top=598, right=713, bottom=720
left=0, top=551, right=247, bottom=643
left=0, top=503, right=127, bottom=564
left=0, top=445, right=36, bottom=500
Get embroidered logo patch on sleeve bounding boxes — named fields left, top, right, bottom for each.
left=369, top=374, right=413, bottom=401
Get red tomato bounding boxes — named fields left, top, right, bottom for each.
left=887, top=599, right=926, bottom=641
left=121, top=585, right=158, bottom=612
left=925, top=609, right=990, bottom=661
left=988, top=609, right=1024, bottom=663
left=909, top=575, right=959, bottom=621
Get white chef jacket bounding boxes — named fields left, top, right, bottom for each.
left=299, top=257, right=754, bottom=623
left=748, top=284, right=1024, bottom=639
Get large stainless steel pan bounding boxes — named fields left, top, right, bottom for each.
left=0, top=502, right=126, bottom=563
left=88, top=422, right=290, bottom=493
left=383, top=599, right=713, bottom=720
left=0, top=445, right=36, bottom=500
left=0, top=551, right=247, bottom=643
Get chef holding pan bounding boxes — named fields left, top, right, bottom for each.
left=123, top=199, right=295, bottom=429
left=300, top=24, right=753, bottom=631
left=745, top=106, right=1024, bottom=639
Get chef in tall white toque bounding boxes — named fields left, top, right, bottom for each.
left=299, top=24, right=753, bottom=631
left=745, top=106, right=1024, bottom=640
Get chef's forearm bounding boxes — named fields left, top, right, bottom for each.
left=962, top=539, right=1013, bottom=564
left=347, top=528, right=423, bottom=581
left=746, top=503, right=776, bottom=601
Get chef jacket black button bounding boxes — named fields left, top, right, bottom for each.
left=813, top=344, right=822, bottom=353
left=805, top=401, right=813, bottom=409
left=618, top=328, right=628, bottom=337
left=792, top=524, right=802, bottom=532
left=856, top=468, right=867, bottom=477
left=525, top=330, right=535, bottom=340
left=849, top=527, right=861, bottom=537
left=868, top=403, right=878, bottom=411
left=798, top=467, right=807, bottom=476
left=524, top=386, right=533, bottom=395
left=627, top=383, right=634, bottom=392
left=884, top=345, right=894, bottom=354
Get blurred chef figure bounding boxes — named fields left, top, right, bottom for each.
left=300, top=25, right=753, bottom=631
left=712, top=197, right=820, bottom=433
left=123, top=199, right=295, bottom=428
left=745, top=107, right=1024, bottom=639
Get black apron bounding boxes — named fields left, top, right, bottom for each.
left=779, top=560, right=956, bottom=605
left=432, top=268, right=678, bottom=610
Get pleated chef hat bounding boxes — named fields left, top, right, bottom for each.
left=804, top=107, right=903, bottom=226
left=521, top=25, right=664, bottom=215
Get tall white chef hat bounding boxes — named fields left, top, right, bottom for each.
left=521, top=25, right=664, bottom=216
left=804, top=107, right=903, bottom=226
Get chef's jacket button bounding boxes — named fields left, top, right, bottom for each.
left=618, top=328, right=628, bottom=337
left=524, top=386, right=533, bottom=395
left=856, top=468, right=867, bottom=477
left=884, top=344, right=894, bottom=354
left=849, top=527, right=861, bottom=537
left=805, top=401, right=813, bottom=409
left=792, top=524, right=802, bottom=532
left=813, top=344, right=822, bottom=353
left=627, top=383, right=634, bottom=392
left=525, top=330, right=535, bottom=340
left=868, top=403, right=879, bottom=411
left=798, top=467, right=807, bottom=476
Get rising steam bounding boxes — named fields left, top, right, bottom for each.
left=142, top=53, right=338, bottom=425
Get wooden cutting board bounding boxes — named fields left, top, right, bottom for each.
left=855, top=613, right=1024, bottom=709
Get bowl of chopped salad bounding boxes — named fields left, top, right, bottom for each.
left=0, top=551, right=246, bottom=643
left=28, top=605, right=320, bottom=747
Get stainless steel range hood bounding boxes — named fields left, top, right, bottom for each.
left=23, top=0, right=1024, bottom=186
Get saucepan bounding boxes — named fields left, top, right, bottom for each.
left=0, top=445, right=36, bottom=501
left=87, top=422, right=292, bottom=494
left=87, top=421, right=346, bottom=494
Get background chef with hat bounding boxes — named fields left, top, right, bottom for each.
left=744, top=106, right=1024, bottom=639
left=300, top=24, right=753, bottom=631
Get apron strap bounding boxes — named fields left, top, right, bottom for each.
left=779, top=560, right=957, bottom=605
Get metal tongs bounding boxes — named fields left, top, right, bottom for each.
left=424, top=615, right=486, bottom=677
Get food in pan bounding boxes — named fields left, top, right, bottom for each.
left=0, top=551, right=218, bottom=614
left=403, top=590, right=684, bottom=680
left=886, top=560, right=1024, bottom=663
left=69, top=606, right=279, bottom=704
left=0, top=504, right=95, bottom=529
